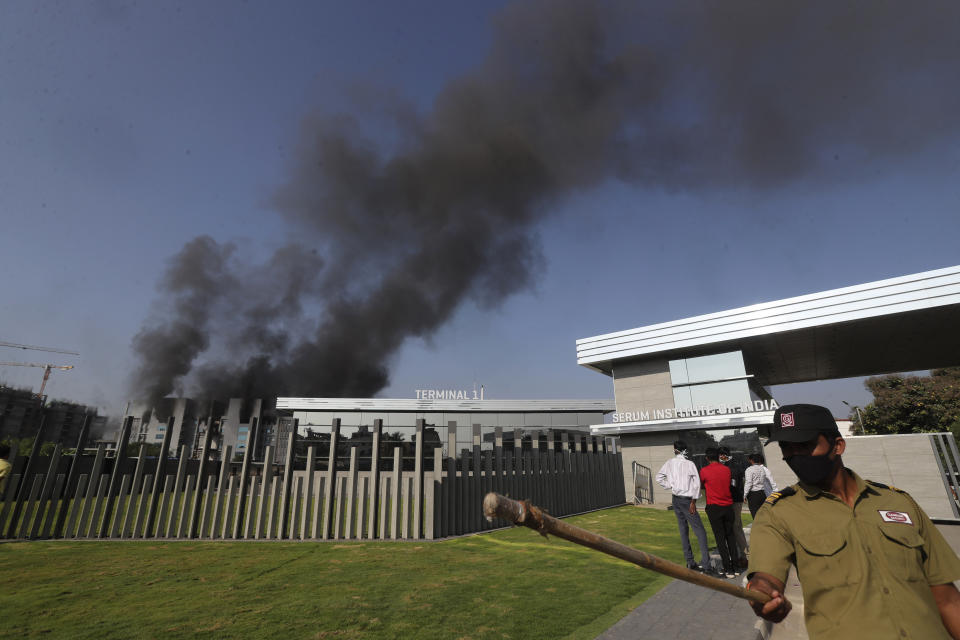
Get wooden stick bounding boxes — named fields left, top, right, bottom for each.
left=482, top=492, right=770, bottom=605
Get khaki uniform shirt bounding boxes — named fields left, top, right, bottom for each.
left=748, top=469, right=960, bottom=639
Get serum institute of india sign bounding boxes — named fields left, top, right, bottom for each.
left=612, top=399, right=780, bottom=423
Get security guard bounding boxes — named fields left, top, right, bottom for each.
left=747, top=403, right=960, bottom=639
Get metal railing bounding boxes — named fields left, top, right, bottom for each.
left=632, top=461, right=654, bottom=505
left=930, top=432, right=960, bottom=519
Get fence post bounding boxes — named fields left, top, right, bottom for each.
left=390, top=446, right=401, bottom=539
left=470, top=424, right=482, bottom=532
left=446, top=422, right=458, bottom=535
left=51, top=414, right=91, bottom=538
left=321, top=419, right=341, bottom=540
left=188, top=423, right=215, bottom=538
left=208, top=445, right=232, bottom=539
left=99, top=416, right=133, bottom=538
left=344, top=447, right=359, bottom=539
left=302, top=445, right=316, bottom=540
left=367, top=420, right=382, bottom=540
left=145, top=416, right=174, bottom=538
left=413, top=419, right=424, bottom=539
left=41, top=473, right=66, bottom=539
left=5, top=415, right=48, bottom=538
left=430, top=445, right=443, bottom=539
left=77, top=443, right=106, bottom=537
left=120, top=444, right=148, bottom=538
left=231, top=417, right=257, bottom=539
left=279, top=424, right=297, bottom=539
left=165, top=445, right=190, bottom=538
left=29, top=444, right=62, bottom=539
left=256, top=445, right=274, bottom=539
left=64, top=474, right=88, bottom=538
left=544, top=430, right=556, bottom=514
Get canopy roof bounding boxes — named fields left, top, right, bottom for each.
left=577, top=265, right=960, bottom=386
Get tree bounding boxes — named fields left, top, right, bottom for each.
left=858, top=367, right=960, bottom=436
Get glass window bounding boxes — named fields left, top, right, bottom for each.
left=684, top=351, right=745, bottom=383
left=669, top=358, right=690, bottom=385
left=689, top=379, right=751, bottom=407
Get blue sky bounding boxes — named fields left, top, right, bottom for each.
left=1, top=1, right=957, bottom=418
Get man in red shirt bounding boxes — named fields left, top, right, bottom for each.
left=700, top=446, right=744, bottom=578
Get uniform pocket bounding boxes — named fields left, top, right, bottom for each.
left=795, top=529, right=857, bottom=631
left=878, top=523, right=925, bottom=581
left=796, top=530, right=855, bottom=587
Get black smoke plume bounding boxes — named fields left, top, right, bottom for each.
left=131, top=0, right=960, bottom=405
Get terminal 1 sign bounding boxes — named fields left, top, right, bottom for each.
left=611, top=399, right=780, bottom=423
left=415, top=388, right=485, bottom=400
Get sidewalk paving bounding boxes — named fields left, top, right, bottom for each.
left=596, top=522, right=960, bottom=640
left=595, top=571, right=764, bottom=640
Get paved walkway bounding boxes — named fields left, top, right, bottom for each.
left=596, top=522, right=960, bottom=640
left=595, top=571, right=764, bottom=640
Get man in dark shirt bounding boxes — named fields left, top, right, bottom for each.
left=719, top=445, right=749, bottom=567
left=700, top=446, right=744, bottom=578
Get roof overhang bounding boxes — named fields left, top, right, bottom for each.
left=277, top=397, right=616, bottom=412
left=577, top=265, right=960, bottom=386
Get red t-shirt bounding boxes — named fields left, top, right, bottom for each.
left=699, top=462, right=733, bottom=506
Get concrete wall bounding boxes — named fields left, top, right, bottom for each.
left=620, top=432, right=954, bottom=519
left=612, top=358, right=673, bottom=414
left=618, top=432, right=682, bottom=505
left=764, top=433, right=953, bottom=520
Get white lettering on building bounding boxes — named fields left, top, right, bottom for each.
left=415, top=388, right=484, bottom=400
left=611, top=399, right=779, bottom=423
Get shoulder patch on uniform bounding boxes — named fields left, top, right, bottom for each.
left=867, top=480, right=906, bottom=493
left=764, top=486, right=796, bottom=506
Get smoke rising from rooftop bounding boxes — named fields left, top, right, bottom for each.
left=131, top=0, right=960, bottom=405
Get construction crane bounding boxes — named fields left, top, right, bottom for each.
left=0, top=362, right=75, bottom=399
left=0, top=341, right=79, bottom=356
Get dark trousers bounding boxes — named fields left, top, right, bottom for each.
left=705, top=503, right=741, bottom=572
left=747, top=490, right=767, bottom=518
left=671, top=495, right=710, bottom=567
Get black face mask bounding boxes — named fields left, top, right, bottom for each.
left=786, top=452, right=836, bottom=485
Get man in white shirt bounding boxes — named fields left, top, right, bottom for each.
left=744, top=453, right=778, bottom=518
left=656, top=440, right=711, bottom=572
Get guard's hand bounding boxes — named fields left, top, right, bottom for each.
left=748, top=575, right=792, bottom=623
left=688, top=500, right=697, bottom=515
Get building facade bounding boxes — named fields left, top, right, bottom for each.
left=577, top=265, right=960, bottom=518
left=0, top=386, right=102, bottom=444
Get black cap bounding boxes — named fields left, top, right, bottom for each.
left=768, top=404, right=840, bottom=443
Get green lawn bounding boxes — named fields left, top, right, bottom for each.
left=0, top=505, right=746, bottom=639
